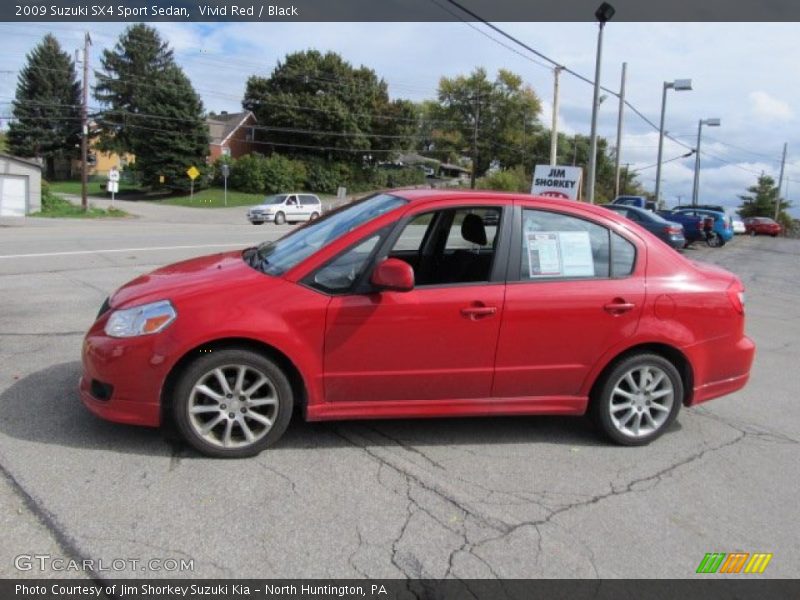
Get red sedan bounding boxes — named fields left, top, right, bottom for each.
left=80, top=191, right=755, bottom=457
left=743, top=216, right=782, bottom=237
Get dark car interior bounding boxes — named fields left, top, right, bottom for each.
left=388, top=207, right=501, bottom=286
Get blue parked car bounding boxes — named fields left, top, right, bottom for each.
left=669, top=208, right=733, bottom=246
left=601, top=204, right=686, bottom=250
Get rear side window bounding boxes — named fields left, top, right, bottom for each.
left=520, top=209, right=611, bottom=280
left=611, top=232, right=636, bottom=277
left=300, top=195, right=319, bottom=206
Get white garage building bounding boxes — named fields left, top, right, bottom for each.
left=0, top=154, right=42, bottom=217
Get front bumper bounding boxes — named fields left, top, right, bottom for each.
left=247, top=212, right=274, bottom=223
left=80, top=333, right=167, bottom=427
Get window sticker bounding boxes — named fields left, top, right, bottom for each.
left=526, top=231, right=595, bottom=278
left=558, top=231, right=595, bottom=277
left=526, top=233, right=562, bottom=277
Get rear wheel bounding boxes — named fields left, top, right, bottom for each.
left=309, top=212, right=320, bottom=221
left=274, top=212, right=286, bottom=225
left=172, top=349, right=293, bottom=458
left=590, top=353, right=682, bottom=446
left=706, top=232, right=722, bottom=248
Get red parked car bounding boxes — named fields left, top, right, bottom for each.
left=80, top=191, right=755, bottom=457
left=743, top=216, right=782, bottom=237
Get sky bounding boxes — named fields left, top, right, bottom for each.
left=1, top=20, right=798, bottom=215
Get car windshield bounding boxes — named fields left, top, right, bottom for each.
left=263, top=194, right=289, bottom=205
left=248, top=193, right=406, bottom=276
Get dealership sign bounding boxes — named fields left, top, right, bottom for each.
left=531, top=165, right=583, bottom=200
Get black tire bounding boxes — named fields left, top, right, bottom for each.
left=309, top=212, right=320, bottom=221
left=771, top=233, right=778, bottom=237
left=706, top=233, right=721, bottom=248
left=750, top=230, right=756, bottom=237
left=172, top=348, right=294, bottom=458
left=590, top=353, right=682, bottom=446
left=274, top=212, right=286, bottom=225
left=251, top=221, right=263, bottom=226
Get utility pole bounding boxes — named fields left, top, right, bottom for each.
left=80, top=32, right=91, bottom=212
left=613, top=62, right=627, bottom=198
left=471, top=92, right=480, bottom=189
left=549, top=66, right=563, bottom=166
left=775, top=142, right=787, bottom=221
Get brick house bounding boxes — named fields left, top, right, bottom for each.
left=207, top=111, right=258, bottom=161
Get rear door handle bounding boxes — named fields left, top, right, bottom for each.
left=461, top=306, right=497, bottom=319
left=603, top=299, right=636, bottom=315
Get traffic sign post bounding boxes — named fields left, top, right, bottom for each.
left=221, top=164, right=230, bottom=207
left=186, top=166, right=200, bottom=201
left=107, top=167, right=120, bottom=206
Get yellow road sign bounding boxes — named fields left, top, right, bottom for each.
left=186, top=166, right=200, bottom=180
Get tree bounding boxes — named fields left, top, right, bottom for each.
left=242, top=50, right=414, bottom=164
left=7, top=34, right=81, bottom=180
left=738, top=174, right=793, bottom=229
left=431, top=68, right=542, bottom=187
left=95, top=24, right=208, bottom=189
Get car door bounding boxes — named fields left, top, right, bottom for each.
left=492, top=203, right=646, bottom=399
left=321, top=202, right=510, bottom=404
left=284, top=195, right=303, bottom=221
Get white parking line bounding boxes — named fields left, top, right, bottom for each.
left=0, top=243, right=251, bottom=260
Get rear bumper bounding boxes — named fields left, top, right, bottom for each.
left=687, top=335, right=756, bottom=406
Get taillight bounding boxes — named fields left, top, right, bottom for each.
left=727, top=281, right=745, bottom=315
left=664, top=226, right=682, bottom=235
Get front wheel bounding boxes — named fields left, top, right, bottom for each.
left=172, top=349, right=294, bottom=458
left=706, top=232, right=722, bottom=248
left=590, top=353, right=682, bottom=446
left=274, top=212, right=286, bottom=225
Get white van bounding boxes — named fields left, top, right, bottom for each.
left=247, top=193, right=322, bottom=225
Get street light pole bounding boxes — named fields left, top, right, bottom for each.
left=613, top=62, right=627, bottom=198
left=587, top=2, right=615, bottom=204
left=654, top=78, right=692, bottom=206
left=691, top=117, right=720, bottom=205
left=549, top=66, right=563, bottom=166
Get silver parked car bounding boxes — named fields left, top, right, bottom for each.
left=247, top=193, right=322, bottom=225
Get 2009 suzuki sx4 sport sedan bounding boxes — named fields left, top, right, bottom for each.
left=80, top=191, right=755, bottom=457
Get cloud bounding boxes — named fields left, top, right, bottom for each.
left=748, top=91, right=794, bottom=122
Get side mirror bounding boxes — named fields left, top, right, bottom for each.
left=370, top=258, right=414, bottom=292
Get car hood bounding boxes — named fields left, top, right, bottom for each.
left=110, top=250, right=266, bottom=308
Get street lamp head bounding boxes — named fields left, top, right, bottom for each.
left=671, top=79, right=693, bottom=91
left=595, top=2, right=615, bottom=23
left=703, top=118, right=721, bottom=127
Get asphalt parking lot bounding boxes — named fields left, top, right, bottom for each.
left=1, top=202, right=798, bottom=579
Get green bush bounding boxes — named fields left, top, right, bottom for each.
left=477, top=166, right=530, bottom=192
left=228, top=154, right=267, bottom=193
left=226, top=154, right=306, bottom=194
left=262, top=154, right=306, bottom=194
left=305, top=158, right=353, bottom=194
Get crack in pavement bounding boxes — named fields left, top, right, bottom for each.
left=336, top=422, right=752, bottom=579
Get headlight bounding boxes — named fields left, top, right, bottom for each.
left=104, top=300, right=177, bottom=338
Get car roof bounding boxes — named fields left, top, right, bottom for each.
left=389, top=188, right=622, bottom=218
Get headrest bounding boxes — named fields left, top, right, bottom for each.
left=461, top=213, right=487, bottom=246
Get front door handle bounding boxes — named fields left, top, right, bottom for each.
left=603, top=299, right=636, bottom=315
left=461, top=305, right=497, bottom=320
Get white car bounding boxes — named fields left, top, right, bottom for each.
left=247, top=193, right=322, bottom=225
left=731, top=216, right=746, bottom=234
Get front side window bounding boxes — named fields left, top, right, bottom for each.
left=247, top=194, right=406, bottom=276
left=387, top=206, right=502, bottom=286
left=311, top=235, right=382, bottom=293
left=520, top=209, right=611, bottom=280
